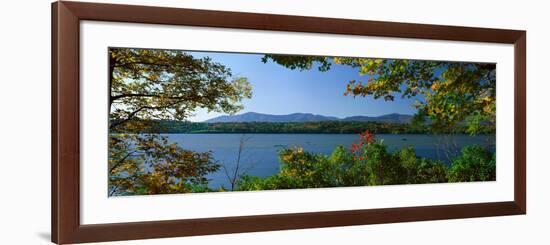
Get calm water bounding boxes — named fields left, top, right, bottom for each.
left=165, top=134, right=495, bottom=189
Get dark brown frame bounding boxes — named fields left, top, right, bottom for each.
left=52, top=1, right=526, bottom=244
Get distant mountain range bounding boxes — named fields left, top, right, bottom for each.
left=204, top=112, right=413, bottom=124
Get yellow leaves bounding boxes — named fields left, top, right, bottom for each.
left=147, top=74, right=159, bottom=81
left=359, top=66, right=370, bottom=76
left=449, top=105, right=456, bottom=113
left=431, top=83, right=439, bottom=91
left=426, top=104, right=444, bottom=116
left=108, top=133, right=218, bottom=196
left=281, top=154, right=292, bottom=163
left=483, top=104, right=495, bottom=114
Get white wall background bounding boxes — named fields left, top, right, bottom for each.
left=0, top=0, right=547, bottom=244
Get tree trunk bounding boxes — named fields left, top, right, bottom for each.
left=108, top=53, right=115, bottom=114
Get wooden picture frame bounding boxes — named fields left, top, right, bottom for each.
left=51, top=1, right=526, bottom=244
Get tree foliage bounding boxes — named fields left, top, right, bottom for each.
left=261, top=55, right=331, bottom=71
left=447, top=145, right=496, bottom=182
left=109, top=134, right=219, bottom=196
left=108, top=48, right=252, bottom=196
left=262, top=55, right=496, bottom=134
left=109, top=48, right=252, bottom=131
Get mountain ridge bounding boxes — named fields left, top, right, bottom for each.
left=204, top=112, right=413, bottom=124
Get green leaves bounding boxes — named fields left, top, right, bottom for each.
left=262, top=54, right=331, bottom=71
left=448, top=145, right=496, bottom=182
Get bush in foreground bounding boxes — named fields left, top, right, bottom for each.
left=237, top=132, right=494, bottom=191
left=447, top=145, right=496, bottom=182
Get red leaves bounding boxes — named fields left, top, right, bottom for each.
left=350, top=142, right=360, bottom=153
left=360, top=130, right=375, bottom=144
left=349, top=129, right=375, bottom=157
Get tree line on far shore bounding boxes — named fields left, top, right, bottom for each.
left=113, top=119, right=496, bottom=135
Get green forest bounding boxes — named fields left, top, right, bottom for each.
left=114, top=119, right=495, bottom=135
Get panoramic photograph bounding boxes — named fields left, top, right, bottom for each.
left=107, top=47, right=496, bottom=197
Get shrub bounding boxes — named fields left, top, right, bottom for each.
left=413, top=159, right=448, bottom=183
left=278, top=147, right=336, bottom=188
left=331, top=145, right=369, bottom=186
left=447, top=145, right=496, bottom=182
left=236, top=134, right=494, bottom=191
left=396, top=147, right=448, bottom=184
left=363, top=142, right=406, bottom=185
left=238, top=172, right=320, bottom=191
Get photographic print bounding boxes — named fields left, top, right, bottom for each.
left=108, top=47, right=496, bottom=197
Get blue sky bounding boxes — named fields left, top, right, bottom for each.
left=187, top=51, right=419, bottom=122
